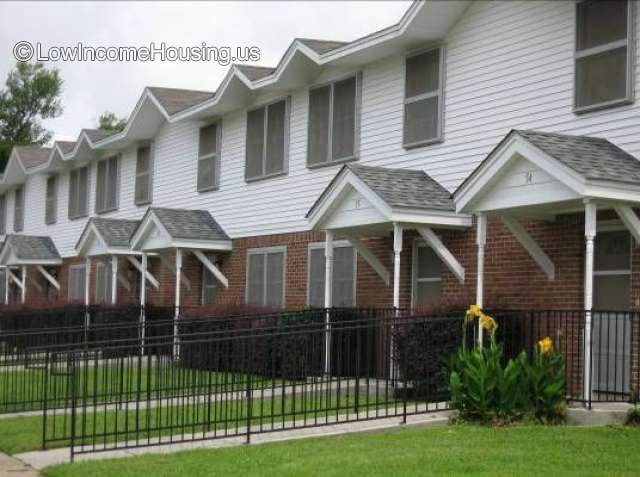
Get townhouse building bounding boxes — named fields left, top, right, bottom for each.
left=0, top=0, right=639, bottom=386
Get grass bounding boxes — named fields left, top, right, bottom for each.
left=41, top=425, right=640, bottom=477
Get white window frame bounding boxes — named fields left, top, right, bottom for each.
left=402, top=45, right=445, bottom=149
left=574, top=0, right=635, bottom=113
left=68, top=264, right=87, bottom=302
left=0, top=194, right=6, bottom=235
left=13, top=186, right=24, bottom=232
left=245, top=96, right=291, bottom=182
left=45, top=175, right=57, bottom=225
left=95, top=155, right=120, bottom=214
left=592, top=223, right=632, bottom=307
left=306, top=72, right=362, bottom=168
left=306, top=240, right=357, bottom=307
left=134, top=142, right=154, bottom=206
left=245, top=245, right=287, bottom=307
left=68, top=166, right=89, bottom=220
left=197, top=121, right=222, bottom=193
left=411, top=238, right=443, bottom=309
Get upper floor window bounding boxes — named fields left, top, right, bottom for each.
left=246, top=247, right=286, bottom=307
left=404, top=47, right=444, bottom=148
left=68, top=166, right=89, bottom=220
left=95, top=156, right=119, bottom=214
left=45, top=176, right=57, bottom=225
left=135, top=144, right=154, bottom=205
left=13, top=186, right=23, bottom=232
left=575, top=0, right=633, bottom=112
left=197, top=123, right=221, bottom=192
left=307, top=74, right=362, bottom=167
left=245, top=98, right=290, bottom=181
left=0, top=194, right=5, bottom=235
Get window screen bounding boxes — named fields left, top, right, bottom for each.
left=95, top=262, right=112, bottom=304
left=575, top=0, right=632, bottom=110
left=593, top=230, right=631, bottom=310
left=68, top=265, right=86, bottom=302
left=307, top=74, right=360, bottom=167
left=197, top=123, right=220, bottom=192
left=68, top=167, right=89, bottom=220
left=96, top=156, right=119, bottom=213
left=13, top=187, right=23, bottom=232
left=245, top=99, right=288, bottom=180
left=308, top=245, right=356, bottom=307
left=413, top=245, right=442, bottom=307
left=45, top=176, right=57, bottom=225
left=404, top=48, right=442, bottom=146
left=246, top=249, right=286, bottom=307
left=135, top=144, right=153, bottom=205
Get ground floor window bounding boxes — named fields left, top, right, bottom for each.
left=201, top=255, right=219, bottom=305
left=412, top=241, right=442, bottom=307
left=307, top=242, right=356, bottom=307
left=246, top=247, right=286, bottom=307
left=95, top=262, right=112, bottom=304
left=68, top=264, right=86, bottom=302
left=593, top=230, right=631, bottom=310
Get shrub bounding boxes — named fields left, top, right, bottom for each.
left=526, top=337, right=566, bottom=424
left=626, top=387, right=640, bottom=426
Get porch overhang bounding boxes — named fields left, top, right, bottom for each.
left=75, top=217, right=142, bottom=257
left=0, top=235, right=62, bottom=267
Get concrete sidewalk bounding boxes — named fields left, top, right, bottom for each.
left=16, top=410, right=451, bottom=470
left=0, top=453, right=39, bottom=477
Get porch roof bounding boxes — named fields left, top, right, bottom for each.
left=75, top=217, right=141, bottom=257
left=0, top=235, right=62, bottom=266
left=130, top=207, right=232, bottom=252
left=454, top=130, right=640, bottom=215
left=307, top=164, right=470, bottom=231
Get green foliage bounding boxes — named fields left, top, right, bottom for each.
left=97, top=111, right=127, bottom=133
left=627, top=387, right=640, bottom=426
left=0, top=62, right=63, bottom=171
left=449, top=338, right=528, bottom=423
left=526, top=350, right=566, bottom=424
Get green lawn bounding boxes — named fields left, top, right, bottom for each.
left=43, top=425, right=640, bottom=477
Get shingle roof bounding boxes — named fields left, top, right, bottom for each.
left=150, top=208, right=230, bottom=242
left=147, top=87, right=216, bottom=115
left=297, top=38, right=347, bottom=54
left=2, top=235, right=60, bottom=261
left=92, top=218, right=140, bottom=248
left=14, top=146, right=51, bottom=170
left=307, top=164, right=455, bottom=218
left=514, top=130, right=640, bottom=185
left=83, top=129, right=113, bottom=143
left=56, top=141, right=76, bottom=155
left=235, top=65, right=276, bottom=81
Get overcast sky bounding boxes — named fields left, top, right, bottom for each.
left=0, top=1, right=410, bottom=142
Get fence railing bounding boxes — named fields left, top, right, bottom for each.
left=41, top=309, right=460, bottom=459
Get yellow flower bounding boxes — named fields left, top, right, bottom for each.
left=479, top=313, right=497, bottom=333
left=538, top=337, right=553, bottom=355
left=465, top=304, right=482, bottom=322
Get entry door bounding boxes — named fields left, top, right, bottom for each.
left=592, top=230, right=631, bottom=396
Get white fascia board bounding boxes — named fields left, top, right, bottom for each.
left=7, top=258, right=62, bottom=266
left=129, top=211, right=161, bottom=250
left=76, top=222, right=102, bottom=256
left=584, top=181, right=640, bottom=204
left=171, top=240, right=233, bottom=251
left=501, top=216, right=555, bottom=280
left=416, top=226, right=465, bottom=284
left=391, top=208, right=472, bottom=228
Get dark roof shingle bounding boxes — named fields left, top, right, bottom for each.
left=235, top=65, right=275, bottom=81
left=148, top=87, right=215, bottom=115
left=151, top=208, right=230, bottom=242
left=92, top=218, right=140, bottom=248
left=15, top=146, right=51, bottom=170
left=83, top=129, right=113, bottom=143
left=297, top=38, right=347, bottom=54
left=2, top=235, right=60, bottom=261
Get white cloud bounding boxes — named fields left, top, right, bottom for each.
left=0, top=1, right=410, bottom=141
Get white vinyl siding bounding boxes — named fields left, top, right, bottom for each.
left=13, top=187, right=23, bottom=232
left=197, top=122, right=221, bottom=192
left=68, top=167, right=89, bottom=220
left=45, top=176, right=57, bottom=225
left=95, top=156, right=120, bottom=214
left=412, top=242, right=442, bottom=307
left=95, top=262, right=112, bottom=304
left=246, top=247, right=286, bottom=307
left=68, top=265, right=86, bottom=302
left=245, top=98, right=290, bottom=181
left=307, top=242, right=356, bottom=307
left=0, top=194, right=5, bottom=235
left=404, top=47, right=445, bottom=147
left=575, top=0, right=634, bottom=112
left=307, top=73, right=362, bottom=167
left=135, top=144, right=154, bottom=205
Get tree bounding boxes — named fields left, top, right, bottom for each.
left=97, top=111, right=127, bottom=133
left=0, top=62, right=63, bottom=171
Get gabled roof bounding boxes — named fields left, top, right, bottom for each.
left=307, top=163, right=470, bottom=230
left=297, top=38, right=347, bottom=54
left=56, top=141, right=77, bottom=155
left=75, top=217, right=140, bottom=256
left=235, top=65, right=276, bottom=81
left=83, top=128, right=113, bottom=144
left=0, top=235, right=62, bottom=266
left=14, top=146, right=51, bottom=170
left=130, top=207, right=232, bottom=251
left=147, top=87, right=216, bottom=115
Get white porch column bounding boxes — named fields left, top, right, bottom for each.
left=476, top=214, right=487, bottom=347
left=20, top=266, right=27, bottom=304
left=324, top=231, right=334, bottom=375
left=4, top=268, right=9, bottom=305
left=584, top=200, right=597, bottom=403
left=84, top=258, right=91, bottom=307
left=174, top=248, right=183, bottom=359
left=140, top=252, right=148, bottom=355
left=110, top=256, right=118, bottom=305
left=392, top=223, right=403, bottom=310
